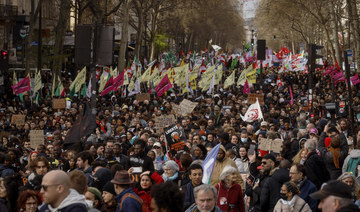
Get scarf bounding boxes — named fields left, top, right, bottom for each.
left=162, top=172, right=178, bottom=182
left=328, top=146, right=341, bottom=168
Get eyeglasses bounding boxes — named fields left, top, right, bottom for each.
left=41, top=184, right=59, bottom=191
left=154, top=146, right=160, bottom=149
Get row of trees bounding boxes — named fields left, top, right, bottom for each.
left=24, top=0, right=245, bottom=78
left=255, top=0, right=360, bottom=67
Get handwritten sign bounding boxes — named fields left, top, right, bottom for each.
left=258, top=138, right=283, bottom=153
left=247, top=93, right=264, bottom=106
left=155, top=114, right=177, bottom=130
left=53, top=98, right=66, bottom=109
left=29, top=130, right=44, bottom=148
left=136, top=93, right=150, bottom=102
left=172, top=99, right=198, bottom=116
left=11, top=115, right=25, bottom=126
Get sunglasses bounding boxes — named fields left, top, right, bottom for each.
left=41, top=184, right=59, bottom=191
left=261, top=161, right=267, bottom=165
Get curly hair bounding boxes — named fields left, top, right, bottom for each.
left=283, top=181, right=300, bottom=196
left=151, top=181, right=184, bottom=212
left=17, top=190, right=42, bottom=210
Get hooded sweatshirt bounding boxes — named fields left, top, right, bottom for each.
left=40, top=189, right=87, bottom=212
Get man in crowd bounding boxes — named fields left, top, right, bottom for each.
left=76, top=151, right=93, bottom=185
left=186, top=184, right=221, bottom=212
left=289, top=163, right=317, bottom=211
left=40, top=170, right=87, bottom=212
left=130, top=139, right=154, bottom=172
left=151, top=181, right=184, bottom=212
left=182, top=163, right=204, bottom=210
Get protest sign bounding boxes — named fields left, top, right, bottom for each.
left=222, top=106, right=232, bottom=115
left=258, top=138, right=283, bottom=153
left=136, top=93, right=150, bottom=102
left=171, top=99, right=198, bottom=116
left=53, top=98, right=66, bottom=109
left=11, top=115, right=25, bottom=126
left=164, top=124, right=186, bottom=151
left=247, top=93, right=264, bottom=105
left=155, top=114, right=176, bottom=130
left=29, top=130, right=44, bottom=148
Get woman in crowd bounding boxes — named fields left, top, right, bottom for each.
left=162, top=160, right=182, bottom=186
left=101, top=181, right=117, bottom=212
left=17, top=190, right=42, bottom=212
left=237, top=145, right=249, bottom=173
left=273, top=181, right=311, bottom=212
left=0, top=176, right=19, bottom=212
left=133, top=171, right=164, bottom=211
left=215, top=166, right=245, bottom=212
left=338, top=172, right=360, bottom=202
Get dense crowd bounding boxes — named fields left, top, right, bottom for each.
left=1, top=60, right=360, bottom=212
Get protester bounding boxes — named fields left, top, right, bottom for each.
left=273, top=181, right=312, bottom=212
left=101, top=182, right=117, bottom=212
left=150, top=181, right=184, bottom=212
left=182, top=163, right=204, bottom=210
left=17, top=189, right=42, bottom=212
left=162, top=160, right=182, bottom=185
left=186, top=184, right=222, bottom=212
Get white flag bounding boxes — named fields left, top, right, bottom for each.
left=240, top=98, right=263, bottom=122
left=86, top=77, right=92, bottom=98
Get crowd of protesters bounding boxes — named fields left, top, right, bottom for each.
left=1, top=56, right=360, bottom=212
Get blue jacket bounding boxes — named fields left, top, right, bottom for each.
left=182, top=182, right=202, bottom=210
left=115, top=187, right=142, bottom=212
left=299, top=179, right=318, bottom=212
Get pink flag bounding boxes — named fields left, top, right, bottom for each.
left=113, top=71, right=125, bottom=91
left=243, top=80, right=250, bottom=94
left=155, top=75, right=172, bottom=97
left=289, top=86, right=294, bottom=106
left=11, top=76, right=30, bottom=94
left=351, top=74, right=360, bottom=86
left=101, top=76, right=114, bottom=96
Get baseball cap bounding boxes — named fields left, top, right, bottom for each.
left=309, top=128, right=318, bottom=135
left=310, top=180, right=352, bottom=200
left=261, top=121, right=268, bottom=127
left=263, top=153, right=277, bottom=163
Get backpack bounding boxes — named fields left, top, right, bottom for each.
left=345, top=157, right=360, bottom=175
left=119, top=193, right=148, bottom=212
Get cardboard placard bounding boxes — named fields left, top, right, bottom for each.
left=247, top=93, right=265, bottom=106
left=11, top=115, right=25, bottom=126
left=136, top=93, right=150, bottom=102
left=29, top=130, right=44, bottom=148
left=258, top=138, right=283, bottom=153
left=155, top=114, right=177, bottom=130
left=53, top=98, right=66, bottom=109
left=171, top=99, right=198, bottom=116
left=164, top=125, right=186, bottom=151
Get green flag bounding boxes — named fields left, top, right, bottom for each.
left=230, top=58, right=238, bottom=70
left=81, top=84, right=87, bottom=97
left=69, top=86, right=76, bottom=98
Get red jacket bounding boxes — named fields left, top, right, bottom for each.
left=215, top=181, right=245, bottom=212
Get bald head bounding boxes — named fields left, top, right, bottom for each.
left=44, top=170, right=71, bottom=188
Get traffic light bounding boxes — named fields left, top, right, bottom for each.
left=0, top=50, right=9, bottom=72
left=251, top=39, right=254, bottom=46
left=308, top=43, right=323, bottom=69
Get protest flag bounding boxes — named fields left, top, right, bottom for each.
left=224, top=71, right=235, bottom=89
left=155, top=75, right=173, bottom=97
left=351, top=74, right=360, bottom=86
left=240, top=98, right=264, bottom=122
left=243, top=79, right=250, bottom=94
left=11, top=76, right=31, bottom=94
left=202, top=143, right=221, bottom=184
left=290, top=85, right=294, bottom=106
left=100, top=76, right=114, bottom=96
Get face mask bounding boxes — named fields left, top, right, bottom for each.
left=279, top=193, right=287, bottom=200
left=241, top=138, right=247, bottom=143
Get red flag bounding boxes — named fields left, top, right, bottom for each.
left=276, top=47, right=291, bottom=59
left=100, top=76, right=114, bottom=96
left=155, top=75, right=173, bottom=97
left=276, top=77, right=283, bottom=88
left=289, top=86, right=294, bottom=106
left=335, top=60, right=340, bottom=71
left=113, top=71, right=125, bottom=91
left=243, top=80, right=250, bottom=94
left=11, top=76, right=30, bottom=94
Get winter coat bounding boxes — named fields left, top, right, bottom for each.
left=260, top=167, right=290, bottom=212
left=0, top=198, right=8, bottom=212
left=215, top=181, right=245, bottom=212
left=342, top=149, right=360, bottom=173
left=318, top=132, right=348, bottom=179
left=273, top=195, right=312, bottom=212
left=182, top=182, right=202, bottom=210
left=297, top=178, right=317, bottom=212
left=211, top=146, right=244, bottom=187
left=115, top=187, right=142, bottom=212
left=304, top=151, right=329, bottom=189
left=336, top=203, right=360, bottom=212
left=39, top=189, right=88, bottom=212
left=246, top=161, right=268, bottom=212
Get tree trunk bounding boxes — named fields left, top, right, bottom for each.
left=118, top=0, right=130, bottom=72
left=149, top=7, right=159, bottom=61
left=134, top=0, right=144, bottom=59
left=328, top=0, right=341, bottom=64
left=53, top=0, right=70, bottom=91
left=25, top=0, right=42, bottom=75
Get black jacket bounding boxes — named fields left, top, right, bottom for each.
left=260, top=167, right=290, bottom=212
left=304, top=151, right=330, bottom=189
left=130, top=152, right=154, bottom=171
